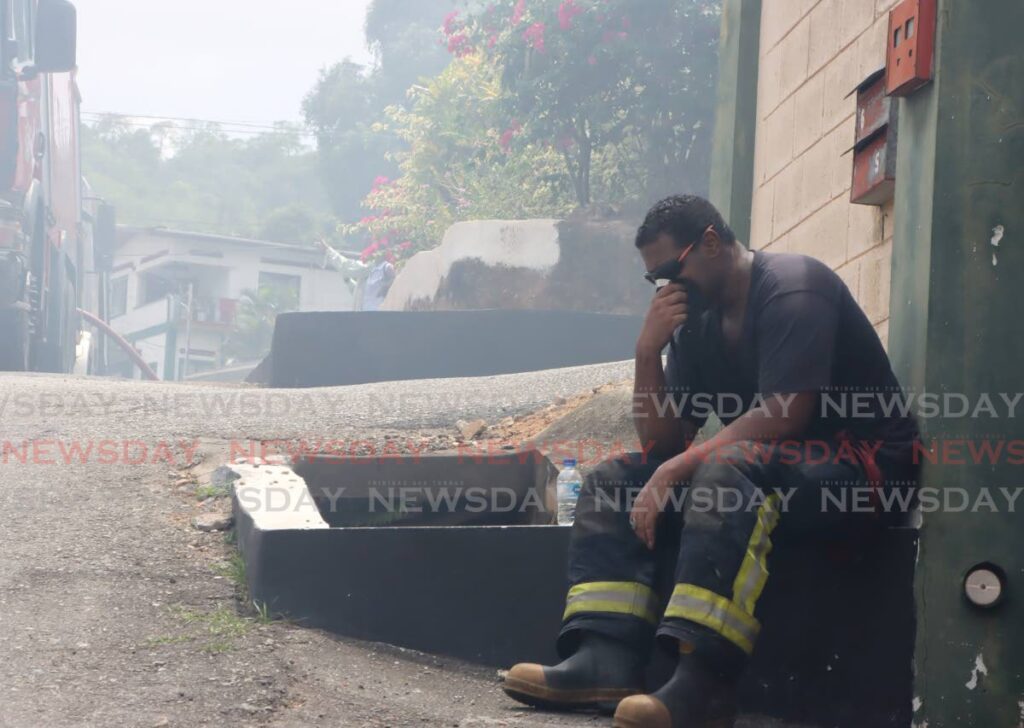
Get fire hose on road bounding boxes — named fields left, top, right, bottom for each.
left=77, top=308, right=159, bottom=381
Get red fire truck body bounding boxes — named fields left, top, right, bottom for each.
left=0, top=0, right=87, bottom=372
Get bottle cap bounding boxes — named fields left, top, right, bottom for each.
left=563, top=459, right=577, bottom=467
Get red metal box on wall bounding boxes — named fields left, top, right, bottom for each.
left=850, top=70, right=898, bottom=206
left=886, top=0, right=936, bottom=96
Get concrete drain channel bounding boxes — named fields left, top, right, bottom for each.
left=230, top=449, right=571, bottom=667
left=231, top=450, right=919, bottom=727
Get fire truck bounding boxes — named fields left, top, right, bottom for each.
left=0, top=0, right=105, bottom=372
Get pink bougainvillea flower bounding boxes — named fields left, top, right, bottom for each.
left=399, top=241, right=413, bottom=250
left=487, top=32, right=499, bottom=49
left=557, top=0, right=583, bottom=30
left=498, top=119, right=523, bottom=152
left=522, top=21, right=546, bottom=52
left=447, top=32, right=472, bottom=56
left=443, top=10, right=460, bottom=36
left=511, top=0, right=526, bottom=26
left=361, top=241, right=380, bottom=261
left=587, top=54, right=598, bottom=65
left=372, top=176, right=390, bottom=188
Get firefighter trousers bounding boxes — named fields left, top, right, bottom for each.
left=557, top=439, right=910, bottom=678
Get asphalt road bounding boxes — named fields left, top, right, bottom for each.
left=0, top=366, right=629, bottom=728
left=0, top=366, right=797, bottom=728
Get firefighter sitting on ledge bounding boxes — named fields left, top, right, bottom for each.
left=501, top=195, right=919, bottom=728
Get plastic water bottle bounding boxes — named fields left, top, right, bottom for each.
left=557, top=459, right=582, bottom=525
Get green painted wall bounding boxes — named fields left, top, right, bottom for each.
left=890, top=0, right=1024, bottom=725
left=708, top=0, right=761, bottom=246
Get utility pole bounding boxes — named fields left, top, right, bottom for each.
left=181, top=282, right=193, bottom=381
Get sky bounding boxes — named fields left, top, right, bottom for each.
left=75, top=0, right=374, bottom=126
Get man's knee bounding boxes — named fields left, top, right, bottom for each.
left=683, top=441, right=774, bottom=527
left=575, top=453, right=659, bottom=520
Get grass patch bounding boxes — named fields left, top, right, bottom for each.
left=196, top=484, right=230, bottom=500
left=213, top=551, right=247, bottom=589
left=210, top=549, right=279, bottom=628
left=253, top=600, right=272, bottom=625
left=202, top=639, right=237, bottom=655
left=169, top=604, right=254, bottom=653
left=144, top=634, right=193, bottom=647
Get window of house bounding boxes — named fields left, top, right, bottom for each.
left=109, top=276, right=128, bottom=318
left=138, top=272, right=175, bottom=307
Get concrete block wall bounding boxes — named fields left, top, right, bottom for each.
left=751, top=0, right=899, bottom=347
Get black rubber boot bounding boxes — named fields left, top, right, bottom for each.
left=503, top=631, right=645, bottom=714
left=613, top=643, right=738, bottom=728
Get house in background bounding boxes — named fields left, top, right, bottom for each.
left=107, top=227, right=360, bottom=380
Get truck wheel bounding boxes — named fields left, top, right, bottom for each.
left=0, top=308, right=30, bottom=371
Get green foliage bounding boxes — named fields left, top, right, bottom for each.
left=460, top=0, right=721, bottom=206
left=256, top=203, right=324, bottom=244
left=303, top=1, right=459, bottom=223
left=364, top=0, right=460, bottom=105
left=302, top=60, right=399, bottom=222
left=222, top=285, right=299, bottom=364
left=344, top=0, right=721, bottom=265
left=82, top=118, right=335, bottom=242
left=344, top=54, right=577, bottom=264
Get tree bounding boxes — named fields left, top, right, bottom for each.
left=82, top=119, right=334, bottom=241
left=364, top=0, right=459, bottom=105
left=460, top=0, right=721, bottom=206
left=222, top=285, right=299, bottom=364
left=257, top=203, right=330, bottom=244
left=302, top=61, right=398, bottom=223
left=302, top=1, right=460, bottom=223
left=343, top=54, right=576, bottom=265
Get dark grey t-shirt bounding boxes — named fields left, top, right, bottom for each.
left=665, top=251, right=919, bottom=464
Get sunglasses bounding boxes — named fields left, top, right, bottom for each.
left=643, top=225, right=712, bottom=286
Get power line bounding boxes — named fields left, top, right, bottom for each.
left=82, top=117, right=316, bottom=139
left=81, top=116, right=316, bottom=138
left=81, top=110, right=307, bottom=132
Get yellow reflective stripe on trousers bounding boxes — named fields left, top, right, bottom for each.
left=732, top=494, right=782, bottom=615
left=563, top=581, right=660, bottom=625
left=664, top=584, right=761, bottom=655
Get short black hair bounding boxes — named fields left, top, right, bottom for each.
left=634, top=195, right=736, bottom=249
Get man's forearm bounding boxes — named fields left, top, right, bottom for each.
left=657, top=392, right=815, bottom=482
